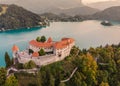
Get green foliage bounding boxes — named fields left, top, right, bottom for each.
left=5, top=52, right=12, bottom=68
left=99, top=82, right=109, bottom=86
left=0, top=68, right=6, bottom=86
left=58, top=82, right=66, bottom=86
left=41, top=69, right=55, bottom=86
left=36, top=36, right=41, bottom=42
left=16, top=63, right=24, bottom=69
left=40, top=36, right=46, bottom=42
left=24, top=60, right=36, bottom=69
left=39, top=48, right=46, bottom=56
left=13, top=44, right=120, bottom=86
left=55, top=73, right=61, bottom=86
left=5, top=75, right=18, bottom=86
left=0, top=4, right=45, bottom=30
left=36, top=36, right=46, bottom=42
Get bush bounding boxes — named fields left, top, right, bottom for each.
left=39, top=49, right=46, bottom=56
left=24, top=60, right=36, bottom=69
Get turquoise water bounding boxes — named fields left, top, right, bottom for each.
left=1, top=20, right=120, bottom=67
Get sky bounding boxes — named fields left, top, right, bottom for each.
left=83, top=0, right=116, bottom=4
left=0, top=0, right=116, bottom=4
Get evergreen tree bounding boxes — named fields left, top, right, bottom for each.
left=5, top=52, right=11, bottom=68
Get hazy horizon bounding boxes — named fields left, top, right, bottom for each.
left=0, top=0, right=117, bottom=4
left=0, top=0, right=120, bottom=14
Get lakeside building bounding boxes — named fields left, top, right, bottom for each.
left=12, top=37, right=75, bottom=66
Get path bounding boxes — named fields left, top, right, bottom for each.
left=61, top=67, right=78, bottom=83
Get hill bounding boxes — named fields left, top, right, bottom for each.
left=0, top=4, right=46, bottom=31
left=88, top=1, right=120, bottom=10
left=2, top=44, right=120, bottom=86
left=61, top=6, right=99, bottom=16
left=92, top=6, right=120, bottom=21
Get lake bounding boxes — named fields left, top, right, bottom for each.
left=1, top=20, right=120, bottom=66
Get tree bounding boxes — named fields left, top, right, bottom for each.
left=29, top=49, right=34, bottom=55
left=5, top=75, right=19, bottom=86
left=97, top=70, right=108, bottom=84
left=73, top=53, right=98, bottom=86
left=71, top=72, right=83, bottom=86
left=5, top=52, right=11, bottom=68
left=58, top=82, right=66, bottom=86
left=39, top=49, right=46, bottom=56
left=46, top=70, right=55, bottom=86
left=99, top=82, right=109, bottom=86
left=0, top=68, right=6, bottom=86
left=36, top=36, right=41, bottom=42
left=55, top=73, right=61, bottom=86
left=40, top=36, right=46, bottom=42
left=24, top=60, right=36, bottom=69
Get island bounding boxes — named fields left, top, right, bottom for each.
left=101, top=20, right=113, bottom=26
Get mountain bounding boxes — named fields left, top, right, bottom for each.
left=92, top=6, right=120, bottom=21
left=1, top=0, right=99, bottom=16
left=61, top=6, right=99, bottom=16
left=0, top=4, right=45, bottom=30
left=88, top=1, right=120, bottom=10
left=39, top=6, right=99, bottom=16
left=1, top=0, right=83, bottom=14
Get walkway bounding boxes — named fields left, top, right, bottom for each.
left=7, top=67, right=40, bottom=77
left=61, top=67, right=78, bottom=83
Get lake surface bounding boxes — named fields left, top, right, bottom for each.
left=1, top=20, right=120, bottom=66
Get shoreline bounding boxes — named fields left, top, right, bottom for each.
left=0, top=25, right=46, bottom=33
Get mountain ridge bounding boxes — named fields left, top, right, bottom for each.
left=0, top=4, right=46, bottom=30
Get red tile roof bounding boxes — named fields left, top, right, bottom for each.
left=32, top=52, right=39, bottom=57
left=47, top=37, right=52, bottom=43
left=54, top=38, right=75, bottom=49
left=12, top=45, right=19, bottom=52
left=29, top=38, right=74, bottom=49
left=29, top=40, right=53, bottom=48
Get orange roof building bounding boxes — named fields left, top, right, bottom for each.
left=47, top=37, right=53, bottom=43
left=13, top=37, right=75, bottom=66
left=29, top=37, right=75, bottom=57
left=32, top=52, right=39, bottom=57
left=12, top=45, right=19, bottom=52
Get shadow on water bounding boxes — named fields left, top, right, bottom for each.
left=0, top=26, right=46, bottom=34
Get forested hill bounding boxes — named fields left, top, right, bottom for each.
left=0, top=4, right=46, bottom=30
left=1, top=43, right=120, bottom=86
left=92, top=6, right=120, bottom=21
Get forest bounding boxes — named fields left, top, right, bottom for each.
left=1, top=43, right=120, bottom=86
